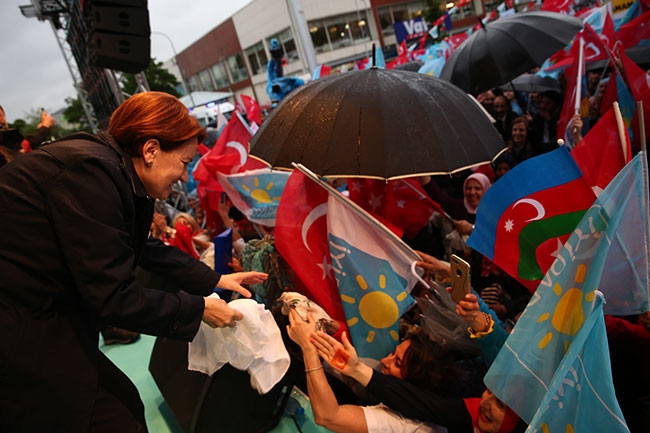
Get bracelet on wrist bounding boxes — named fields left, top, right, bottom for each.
left=468, top=313, right=494, bottom=338
left=305, top=366, right=324, bottom=373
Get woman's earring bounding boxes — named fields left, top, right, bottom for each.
left=146, top=159, right=153, bottom=167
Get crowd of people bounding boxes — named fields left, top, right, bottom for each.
left=1, top=34, right=649, bottom=433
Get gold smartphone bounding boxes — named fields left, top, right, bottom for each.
left=450, top=254, right=471, bottom=303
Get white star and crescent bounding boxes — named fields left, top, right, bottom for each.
left=301, top=203, right=328, bottom=254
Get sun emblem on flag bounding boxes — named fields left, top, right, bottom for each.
left=329, top=235, right=414, bottom=358
left=239, top=176, right=282, bottom=204
left=536, top=263, right=596, bottom=354
left=340, top=272, right=409, bottom=343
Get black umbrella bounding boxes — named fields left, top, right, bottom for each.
left=394, top=60, right=424, bottom=72
left=440, top=11, right=583, bottom=94
left=509, top=74, right=562, bottom=94
left=249, top=68, right=505, bottom=180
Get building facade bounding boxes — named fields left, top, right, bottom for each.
left=173, top=0, right=490, bottom=120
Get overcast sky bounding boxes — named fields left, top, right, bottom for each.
left=1, top=0, right=252, bottom=123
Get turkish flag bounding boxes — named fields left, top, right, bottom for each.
left=194, top=113, right=265, bottom=212
left=571, top=106, right=632, bottom=194
left=348, top=178, right=443, bottom=240
left=275, top=170, right=348, bottom=335
left=617, top=11, right=650, bottom=49
left=620, top=50, right=650, bottom=151
left=240, top=94, right=263, bottom=126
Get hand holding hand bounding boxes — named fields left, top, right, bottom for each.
left=202, top=296, right=244, bottom=328
left=216, top=271, right=267, bottom=298
left=286, top=308, right=317, bottom=349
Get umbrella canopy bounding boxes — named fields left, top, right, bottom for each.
left=509, top=74, right=562, bottom=94
left=440, top=11, right=583, bottom=94
left=249, top=68, right=505, bottom=180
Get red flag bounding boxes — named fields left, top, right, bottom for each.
left=621, top=50, right=650, bottom=150
left=616, top=10, right=650, bottom=49
left=600, top=68, right=619, bottom=117
left=387, top=41, right=409, bottom=69
left=557, top=24, right=609, bottom=143
left=346, top=178, right=404, bottom=238
left=571, top=106, right=632, bottom=194
left=348, top=178, right=444, bottom=240
left=240, top=94, right=263, bottom=126
left=446, top=32, right=468, bottom=52
left=194, top=113, right=265, bottom=208
left=275, top=171, right=348, bottom=334
left=541, top=0, right=575, bottom=14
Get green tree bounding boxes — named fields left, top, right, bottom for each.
left=424, top=0, right=445, bottom=23
left=121, top=58, right=182, bottom=97
left=424, top=0, right=446, bottom=43
left=12, top=106, right=86, bottom=140
left=63, top=96, right=93, bottom=132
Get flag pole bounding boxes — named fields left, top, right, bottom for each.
left=638, top=101, right=646, bottom=153
left=293, top=163, right=429, bottom=288
left=637, top=101, right=649, bottom=304
left=574, top=37, right=584, bottom=116
left=612, top=102, right=631, bottom=163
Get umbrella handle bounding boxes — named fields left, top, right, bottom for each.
left=411, top=261, right=430, bottom=290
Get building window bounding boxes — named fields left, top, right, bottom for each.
left=245, top=42, right=268, bottom=76
left=308, top=12, right=370, bottom=53
left=309, top=22, right=330, bottom=54
left=227, top=53, right=248, bottom=83
left=210, top=62, right=229, bottom=89
left=268, top=28, right=299, bottom=64
left=187, top=76, right=200, bottom=93
left=376, top=1, right=426, bottom=37
left=198, top=69, right=214, bottom=91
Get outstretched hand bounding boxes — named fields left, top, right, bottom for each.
left=311, top=331, right=359, bottom=375
left=216, top=271, right=267, bottom=298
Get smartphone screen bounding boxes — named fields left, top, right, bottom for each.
left=450, top=254, right=471, bottom=303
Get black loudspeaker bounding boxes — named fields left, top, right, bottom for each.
left=91, top=32, right=150, bottom=73
left=88, top=5, right=150, bottom=36
left=85, top=0, right=151, bottom=73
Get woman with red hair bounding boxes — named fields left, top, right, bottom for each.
left=0, top=92, right=267, bottom=432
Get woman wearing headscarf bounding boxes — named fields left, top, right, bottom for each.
left=420, top=173, right=492, bottom=230
left=0, top=92, right=267, bottom=432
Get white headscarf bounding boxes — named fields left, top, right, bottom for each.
left=463, top=172, right=492, bottom=215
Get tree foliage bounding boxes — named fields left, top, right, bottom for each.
left=63, top=97, right=93, bottom=132
left=424, top=0, right=445, bottom=24
left=10, top=106, right=87, bottom=139
left=121, top=58, right=182, bottom=97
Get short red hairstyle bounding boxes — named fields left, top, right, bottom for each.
left=109, top=91, right=206, bottom=156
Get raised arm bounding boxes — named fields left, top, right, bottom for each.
left=287, top=310, right=368, bottom=433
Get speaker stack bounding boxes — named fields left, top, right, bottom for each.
left=85, top=0, right=151, bottom=73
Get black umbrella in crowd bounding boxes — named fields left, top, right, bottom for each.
left=249, top=68, right=505, bottom=180
left=509, top=74, right=562, bottom=94
left=440, top=11, right=583, bottom=95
